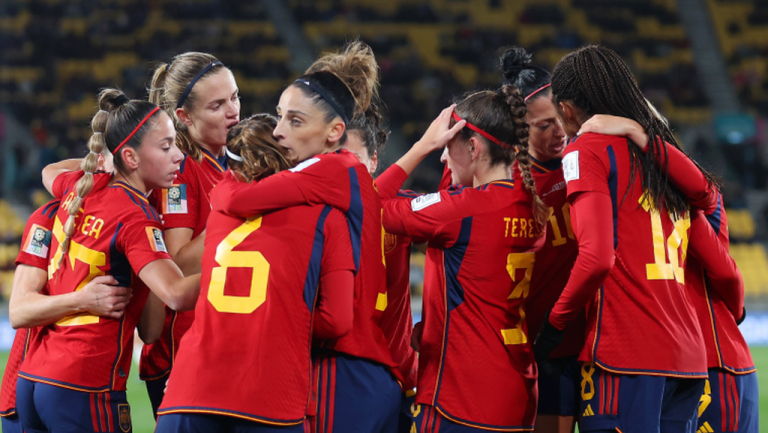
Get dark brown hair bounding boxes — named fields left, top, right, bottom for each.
left=551, top=45, right=719, bottom=215
left=226, top=114, right=293, bottom=182
left=453, top=86, right=548, bottom=228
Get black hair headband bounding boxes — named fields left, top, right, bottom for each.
left=176, top=62, right=223, bottom=109
left=294, top=78, right=350, bottom=125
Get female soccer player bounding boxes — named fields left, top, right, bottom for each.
left=141, top=52, right=240, bottom=415
left=155, top=113, right=356, bottom=432
left=499, top=46, right=581, bottom=433
left=534, top=45, right=737, bottom=433
left=374, top=85, right=547, bottom=432
left=345, top=112, right=419, bottom=433
left=17, top=89, right=200, bottom=433
left=212, top=42, right=404, bottom=432
left=578, top=116, right=757, bottom=433
left=1, top=198, right=132, bottom=433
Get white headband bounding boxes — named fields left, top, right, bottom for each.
left=225, top=148, right=243, bottom=162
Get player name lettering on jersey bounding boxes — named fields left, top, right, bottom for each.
left=503, top=217, right=537, bottom=238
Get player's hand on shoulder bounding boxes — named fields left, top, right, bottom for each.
left=579, top=115, right=648, bottom=150
left=80, top=275, right=133, bottom=319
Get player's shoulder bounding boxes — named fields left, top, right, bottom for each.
left=565, top=132, right=625, bottom=154
left=32, top=199, right=62, bottom=221
left=106, top=182, right=163, bottom=225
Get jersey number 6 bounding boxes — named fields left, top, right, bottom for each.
left=208, top=216, right=269, bottom=314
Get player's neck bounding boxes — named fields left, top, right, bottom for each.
left=528, top=147, right=546, bottom=162
left=473, top=163, right=511, bottom=187
left=111, top=172, right=148, bottom=196
left=199, top=142, right=226, bottom=158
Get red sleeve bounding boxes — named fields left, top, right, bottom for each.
left=212, top=156, right=352, bottom=217
left=382, top=190, right=463, bottom=247
left=321, top=209, right=357, bottom=276
left=16, top=200, right=60, bottom=270
left=118, top=217, right=173, bottom=274
left=688, top=209, right=744, bottom=319
left=313, top=269, right=354, bottom=340
left=549, top=192, right=615, bottom=330
left=561, top=142, right=611, bottom=199
left=52, top=171, right=84, bottom=199
left=152, top=164, right=201, bottom=230
left=376, top=164, right=409, bottom=200
left=654, top=142, right=717, bottom=212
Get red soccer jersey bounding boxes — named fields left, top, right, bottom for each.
left=20, top=173, right=172, bottom=392
left=516, top=159, right=585, bottom=359
left=141, top=152, right=221, bottom=381
left=552, top=133, right=706, bottom=377
left=212, top=149, right=398, bottom=377
left=686, top=196, right=753, bottom=373
left=381, top=175, right=545, bottom=431
left=159, top=175, right=354, bottom=423
left=0, top=199, right=59, bottom=416
left=381, top=207, right=417, bottom=390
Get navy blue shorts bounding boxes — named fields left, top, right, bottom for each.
left=308, top=353, right=400, bottom=433
left=578, top=362, right=705, bottom=433
left=412, top=404, right=485, bottom=433
left=697, top=369, right=759, bottom=433
left=2, top=414, right=23, bottom=433
left=144, top=376, right=166, bottom=420
left=537, top=355, right=580, bottom=416
left=16, top=376, right=132, bottom=433
left=156, top=412, right=305, bottom=433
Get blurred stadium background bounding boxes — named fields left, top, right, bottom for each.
left=1, top=0, right=768, bottom=431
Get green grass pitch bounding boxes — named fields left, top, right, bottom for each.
left=1, top=348, right=767, bottom=433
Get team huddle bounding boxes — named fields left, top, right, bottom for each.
left=0, top=41, right=757, bottom=433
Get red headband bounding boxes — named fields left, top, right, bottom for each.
left=451, top=111, right=511, bottom=149
left=524, top=83, right=551, bottom=102
left=112, top=106, right=161, bottom=155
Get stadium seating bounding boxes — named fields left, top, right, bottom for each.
left=0, top=200, right=26, bottom=300
left=1, top=0, right=294, bottom=159
left=708, top=0, right=768, bottom=115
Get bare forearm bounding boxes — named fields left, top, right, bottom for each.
left=42, top=159, right=82, bottom=195
left=11, top=290, right=87, bottom=329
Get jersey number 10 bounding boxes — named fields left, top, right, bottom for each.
left=640, top=194, right=689, bottom=284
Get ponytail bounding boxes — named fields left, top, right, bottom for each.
left=501, top=85, right=548, bottom=230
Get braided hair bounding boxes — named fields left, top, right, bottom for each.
left=551, top=45, right=718, bottom=216
left=453, top=87, right=548, bottom=229
left=57, top=89, right=162, bottom=270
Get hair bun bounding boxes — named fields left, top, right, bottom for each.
left=499, top=47, right=532, bottom=81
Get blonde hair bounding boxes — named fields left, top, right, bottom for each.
left=149, top=52, right=225, bottom=161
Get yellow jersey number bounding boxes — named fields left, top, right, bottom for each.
left=208, top=216, right=269, bottom=314
left=501, top=252, right=535, bottom=345
left=548, top=203, right=575, bottom=247
left=49, top=216, right=105, bottom=326
left=640, top=194, right=690, bottom=284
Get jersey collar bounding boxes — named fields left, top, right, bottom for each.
left=111, top=181, right=150, bottom=204
left=201, top=147, right=228, bottom=172
left=480, top=179, right=515, bottom=191
left=530, top=155, right=562, bottom=174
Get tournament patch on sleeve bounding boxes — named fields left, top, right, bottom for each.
left=411, top=192, right=441, bottom=211
left=146, top=227, right=168, bottom=253
left=22, top=224, right=52, bottom=258
left=162, top=184, right=188, bottom=214
left=289, top=157, right=321, bottom=172
left=562, top=151, right=580, bottom=183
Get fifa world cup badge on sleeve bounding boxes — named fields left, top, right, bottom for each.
left=23, top=224, right=52, bottom=258
left=562, top=151, right=580, bottom=183
left=411, top=192, right=441, bottom=211
left=163, top=184, right=188, bottom=214
left=147, top=227, right=169, bottom=253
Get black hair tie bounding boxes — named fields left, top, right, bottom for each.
left=294, top=78, right=350, bottom=125
left=114, top=94, right=130, bottom=106
left=176, top=62, right=224, bottom=109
